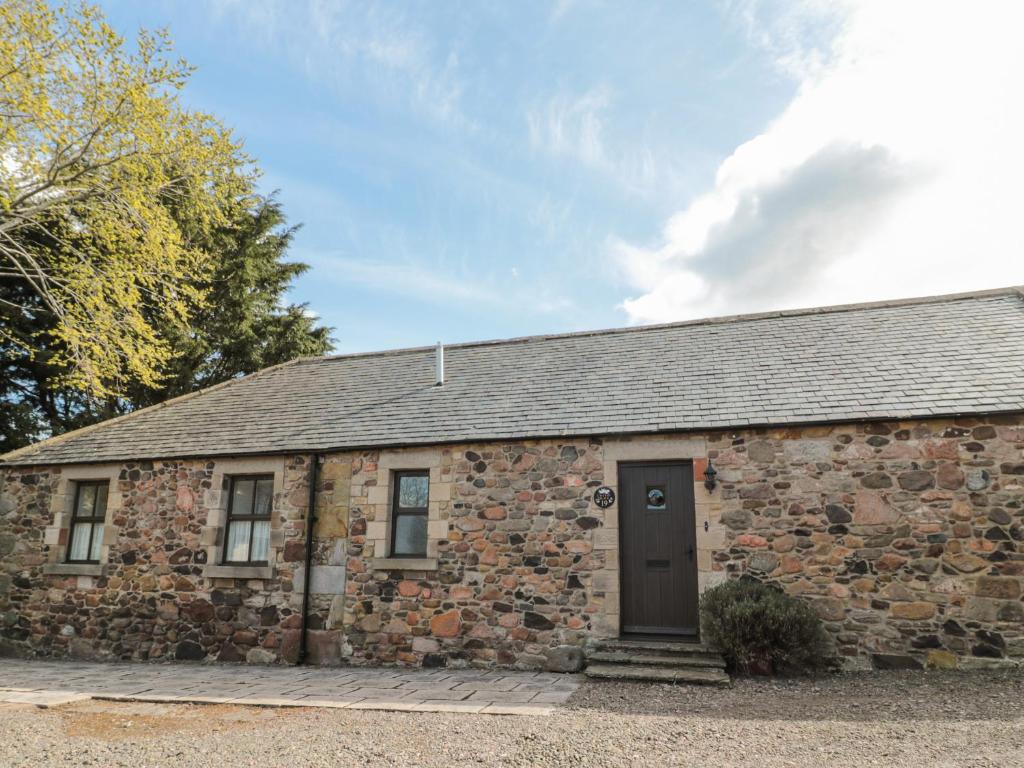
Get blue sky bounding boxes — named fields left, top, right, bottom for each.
left=98, top=1, right=1023, bottom=354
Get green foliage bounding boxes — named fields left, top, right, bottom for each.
left=699, top=578, right=832, bottom=675
left=1, top=0, right=252, bottom=397
left=123, top=193, right=333, bottom=408
left=0, top=192, right=332, bottom=453
left=0, top=2, right=331, bottom=453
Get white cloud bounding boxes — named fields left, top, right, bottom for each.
left=528, top=87, right=612, bottom=168
left=550, top=0, right=582, bottom=23
left=311, top=255, right=501, bottom=305
left=527, top=87, right=662, bottom=195
left=306, top=253, right=577, bottom=316
left=617, top=0, right=1024, bottom=323
left=210, top=0, right=468, bottom=127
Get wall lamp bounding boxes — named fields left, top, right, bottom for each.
left=703, top=460, right=718, bottom=492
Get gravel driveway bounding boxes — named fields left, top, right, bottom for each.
left=2, top=670, right=1022, bottom=767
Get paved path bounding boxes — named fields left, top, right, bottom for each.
left=0, top=659, right=579, bottom=715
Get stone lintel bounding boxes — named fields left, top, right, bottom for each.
left=370, top=557, right=439, bottom=572
left=42, top=563, right=106, bottom=577
left=202, top=564, right=274, bottom=580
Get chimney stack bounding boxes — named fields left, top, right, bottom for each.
left=435, top=341, right=444, bottom=386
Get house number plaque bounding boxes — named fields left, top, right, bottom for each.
left=593, top=486, right=616, bottom=508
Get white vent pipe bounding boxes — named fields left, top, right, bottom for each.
left=435, top=341, right=444, bottom=386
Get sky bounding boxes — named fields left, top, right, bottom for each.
left=98, top=0, right=1024, bottom=353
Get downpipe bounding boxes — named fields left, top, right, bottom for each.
left=297, top=452, right=320, bottom=665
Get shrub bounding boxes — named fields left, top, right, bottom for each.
left=699, top=578, right=832, bottom=675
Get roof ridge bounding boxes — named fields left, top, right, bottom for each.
left=0, top=357, right=306, bottom=464
left=296, top=285, right=1024, bottom=363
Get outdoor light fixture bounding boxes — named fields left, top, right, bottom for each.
left=703, top=460, right=718, bottom=492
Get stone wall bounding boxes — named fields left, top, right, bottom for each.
left=341, top=441, right=605, bottom=670
left=704, top=416, right=1024, bottom=669
left=1, top=413, right=1022, bottom=671
left=0, top=455, right=347, bottom=664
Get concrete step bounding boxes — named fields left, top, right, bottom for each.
left=587, top=650, right=726, bottom=669
left=593, top=638, right=718, bottom=655
left=584, top=663, right=730, bottom=686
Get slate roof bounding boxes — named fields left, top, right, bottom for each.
left=4, top=288, right=1024, bottom=466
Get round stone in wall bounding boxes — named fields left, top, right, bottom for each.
left=966, top=469, right=991, bottom=491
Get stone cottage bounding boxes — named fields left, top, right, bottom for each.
left=2, top=287, right=1023, bottom=673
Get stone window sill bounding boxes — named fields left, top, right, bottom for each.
left=202, top=564, right=275, bottom=580
left=370, top=557, right=439, bottom=572
left=43, top=563, right=106, bottom=577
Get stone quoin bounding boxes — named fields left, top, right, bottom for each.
left=2, top=288, right=1024, bottom=672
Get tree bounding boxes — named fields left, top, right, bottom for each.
left=123, top=193, right=332, bottom=409
left=0, top=0, right=252, bottom=398
left=0, top=192, right=333, bottom=452
left=0, top=2, right=332, bottom=452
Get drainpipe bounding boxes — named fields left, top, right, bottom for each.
left=297, top=452, right=321, bottom=665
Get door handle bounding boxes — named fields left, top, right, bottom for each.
left=687, top=545, right=694, bottom=561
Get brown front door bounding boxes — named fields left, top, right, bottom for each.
left=619, top=462, right=699, bottom=636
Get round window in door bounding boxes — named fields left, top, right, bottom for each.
left=646, top=486, right=666, bottom=510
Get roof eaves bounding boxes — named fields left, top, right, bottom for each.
left=0, top=357, right=307, bottom=465
left=6, top=404, right=1023, bottom=468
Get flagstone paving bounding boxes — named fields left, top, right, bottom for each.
left=0, top=659, right=579, bottom=715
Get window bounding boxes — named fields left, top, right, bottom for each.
left=67, top=481, right=108, bottom=564
left=390, top=471, right=429, bottom=557
left=646, top=486, right=667, bottom=510
left=223, top=475, right=274, bottom=565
